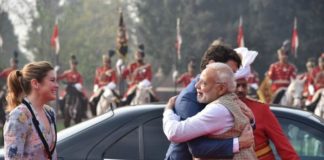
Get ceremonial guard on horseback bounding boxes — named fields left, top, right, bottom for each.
left=298, top=58, right=316, bottom=105
left=267, top=47, right=301, bottom=105
left=89, top=54, right=118, bottom=116
left=307, top=54, right=324, bottom=118
left=121, top=44, right=159, bottom=105
left=89, top=10, right=159, bottom=116
left=268, top=47, right=297, bottom=94
left=57, top=55, right=87, bottom=127
left=310, top=54, right=324, bottom=92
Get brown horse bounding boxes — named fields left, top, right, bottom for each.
left=62, top=83, right=87, bottom=127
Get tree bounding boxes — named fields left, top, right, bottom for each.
left=135, top=0, right=324, bottom=78
left=6, top=0, right=324, bottom=90
left=0, top=12, right=19, bottom=68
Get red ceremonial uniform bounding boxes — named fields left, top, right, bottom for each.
left=241, top=97, right=300, bottom=160
left=268, top=62, right=296, bottom=93
left=122, top=62, right=152, bottom=96
left=58, top=70, right=85, bottom=97
left=298, top=72, right=314, bottom=102
left=176, top=72, right=194, bottom=87
left=94, top=66, right=117, bottom=88
left=0, top=67, right=16, bottom=79
left=123, top=62, right=152, bottom=87
left=311, top=66, right=324, bottom=91
left=58, top=70, right=83, bottom=84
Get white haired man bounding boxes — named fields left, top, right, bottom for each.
left=163, top=62, right=257, bottom=160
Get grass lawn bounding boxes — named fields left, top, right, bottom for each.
left=57, top=119, right=66, bottom=131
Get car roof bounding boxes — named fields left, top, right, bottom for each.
left=270, top=104, right=324, bottom=125
left=58, top=104, right=165, bottom=141
left=59, top=103, right=324, bottom=141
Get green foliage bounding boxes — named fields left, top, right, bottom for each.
left=21, top=0, right=324, bottom=90
left=136, top=0, right=324, bottom=78
left=0, top=12, right=19, bottom=69
left=26, top=0, right=125, bottom=90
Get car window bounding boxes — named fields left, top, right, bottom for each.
left=103, top=128, right=140, bottom=160
left=100, top=116, right=169, bottom=160
left=143, top=117, right=169, bottom=159
left=272, top=117, right=324, bottom=159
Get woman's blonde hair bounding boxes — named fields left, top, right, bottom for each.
left=6, top=61, right=53, bottom=112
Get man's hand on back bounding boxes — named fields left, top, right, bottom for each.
left=238, top=124, right=254, bottom=149
left=166, top=96, right=177, bottom=110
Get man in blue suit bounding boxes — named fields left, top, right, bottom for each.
left=165, top=44, right=254, bottom=160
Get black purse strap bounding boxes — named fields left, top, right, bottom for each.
left=22, top=99, right=56, bottom=160
left=45, top=108, right=57, bottom=157
left=45, top=108, right=57, bottom=158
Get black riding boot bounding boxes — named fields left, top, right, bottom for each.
left=89, top=91, right=103, bottom=116
left=120, top=91, right=136, bottom=106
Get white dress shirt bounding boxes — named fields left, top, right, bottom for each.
left=163, top=103, right=239, bottom=152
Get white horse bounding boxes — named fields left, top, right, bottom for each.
left=272, top=78, right=306, bottom=108
left=130, top=79, right=153, bottom=105
left=96, top=82, right=119, bottom=116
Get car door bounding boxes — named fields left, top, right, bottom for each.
left=273, top=114, right=324, bottom=160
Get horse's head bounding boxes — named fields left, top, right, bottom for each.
left=286, top=78, right=306, bottom=107
left=96, top=90, right=116, bottom=116
left=131, top=79, right=152, bottom=105
left=101, top=82, right=118, bottom=104
left=96, top=83, right=119, bottom=115
left=65, top=83, right=82, bottom=96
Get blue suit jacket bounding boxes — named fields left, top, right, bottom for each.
left=165, top=75, right=234, bottom=160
